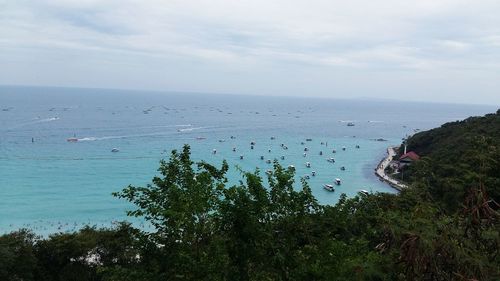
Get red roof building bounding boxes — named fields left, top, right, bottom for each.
left=399, top=151, right=420, bottom=163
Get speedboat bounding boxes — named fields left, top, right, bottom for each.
left=311, top=171, right=316, bottom=176
left=342, top=146, right=346, bottom=151
left=327, top=158, right=335, bottom=163
left=67, top=137, right=78, bottom=142
left=324, top=184, right=335, bottom=192
left=356, top=145, right=360, bottom=148
left=305, top=162, right=311, bottom=168
left=288, top=165, right=295, bottom=170
left=111, top=148, right=119, bottom=153
left=304, top=175, right=310, bottom=180
left=306, top=138, right=312, bottom=141
left=347, top=122, right=355, bottom=126
left=335, top=178, right=342, bottom=185
left=359, top=190, right=369, bottom=195
left=340, top=166, right=346, bottom=171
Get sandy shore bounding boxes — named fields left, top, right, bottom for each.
left=375, top=146, right=407, bottom=191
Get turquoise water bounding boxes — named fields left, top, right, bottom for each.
left=0, top=86, right=497, bottom=235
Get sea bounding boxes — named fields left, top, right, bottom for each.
left=0, top=86, right=497, bottom=235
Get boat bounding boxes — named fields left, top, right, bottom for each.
left=359, top=190, right=369, bottom=195
left=304, top=175, right=310, bottom=180
left=355, top=145, right=360, bottom=148
left=305, top=162, right=311, bottom=168
left=306, top=138, right=312, bottom=141
left=265, top=170, right=273, bottom=175
left=195, top=137, right=206, bottom=140
left=332, top=149, right=337, bottom=153
left=342, top=146, right=346, bottom=151
left=288, top=165, right=295, bottom=170
left=324, top=184, right=335, bottom=192
left=335, top=178, right=342, bottom=185
left=266, top=159, right=272, bottom=164
left=67, top=137, right=78, bottom=142
left=111, top=148, right=119, bottom=153
left=327, top=158, right=335, bottom=163
left=311, top=171, right=316, bottom=176
left=218, top=139, right=225, bottom=142
left=280, top=156, right=285, bottom=160
left=347, top=122, right=355, bottom=126
left=340, top=166, right=346, bottom=171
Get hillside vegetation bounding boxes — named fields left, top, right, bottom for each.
left=1, top=111, right=499, bottom=281
left=402, top=109, right=500, bottom=211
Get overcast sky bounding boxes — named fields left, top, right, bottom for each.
left=1, top=0, right=499, bottom=104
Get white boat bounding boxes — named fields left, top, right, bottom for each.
left=324, top=184, right=335, bottom=192
left=359, top=190, right=369, bottom=195
left=111, top=148, right=119, bottom=152
left=304, top=175, right=310, bottom=180
left=335, top=178, right=342, bottom=185
left=305, top=162, right=311, bottom=168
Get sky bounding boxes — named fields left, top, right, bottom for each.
left=0, top=0, right=499, bottom=104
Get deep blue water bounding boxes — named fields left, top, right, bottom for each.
left=0, top=86, right=496, bottom=235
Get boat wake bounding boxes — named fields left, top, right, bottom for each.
left=177, top=126, right=206, bottom=132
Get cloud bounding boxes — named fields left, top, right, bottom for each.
left=0, top=0, right=499, bottom=104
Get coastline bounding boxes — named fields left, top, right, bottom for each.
left=375, top=146, right=407, bottom=191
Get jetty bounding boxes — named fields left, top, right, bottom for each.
left=375, top=146, right=407, bottom=190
